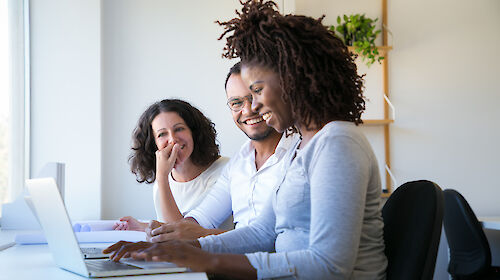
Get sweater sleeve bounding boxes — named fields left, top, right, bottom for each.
left=245, top=136, right=373, bottom=279
left=198, top=193, right=277, bottom=254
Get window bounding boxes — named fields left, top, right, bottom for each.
left=0, top=0, right=11, bottom=212
left=0, top=0, right=29, bottom=216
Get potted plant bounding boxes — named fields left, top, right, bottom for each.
left=329, top=14, right=384, bottom=66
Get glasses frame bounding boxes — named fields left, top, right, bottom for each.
left=226, top=95, right=253, bottom=112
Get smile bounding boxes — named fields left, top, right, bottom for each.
left=171, top=143, right=186, bottom=149
left=262, top=112, right=272, bottom=121
left=244, top=116, right=265, bottom=125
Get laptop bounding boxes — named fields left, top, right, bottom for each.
left=81, top=247, right=109, bottom=259
left=26, top=177, right=187, bottom=278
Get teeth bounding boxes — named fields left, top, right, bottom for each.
left=262, top=112, right=272, bottom=121
left=245, top=116, right=264, bottom=125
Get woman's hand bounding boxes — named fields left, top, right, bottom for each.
left=105, top=240, right=257, bottom=279
left=155, top=142, right=180, bottom=180
left=131, top=240, right=257, bottom=278
left=103, top=241, right=154, bottom=262
left=131, top=240, right=213, bottom=272
left=113, top=216, right=148, bottom=231
left=103, top=240, right=210, bottom=271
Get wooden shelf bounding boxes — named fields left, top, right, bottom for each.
left=362, top=119, right=394, bottom=126
left=347, top=45, right=393, bottom=54
left=381, top=192, right=391, bottom=198
left=347, top=0, right=394, bottom=197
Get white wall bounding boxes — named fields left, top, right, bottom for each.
left=389, top=0, right=500, bottom=215
left=388, top=2, right=499, bottom=277
left=29, top=0, right=293, bottom=221
left=295, top=1, right=500, bottom=279
left=100, top=0, right=248, bottom=220
left=295, top=0, right=500, bottom=217
left=30, top=0, right=101, bottom=220
left=28, top=0, right=500, bottom=278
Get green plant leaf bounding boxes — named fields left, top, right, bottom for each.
left=334, top=13, right=383, bottom=67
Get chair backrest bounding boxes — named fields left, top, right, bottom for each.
left=382, top=180, right=444, bottom=280
left=443, top=189, right=491, bottom=279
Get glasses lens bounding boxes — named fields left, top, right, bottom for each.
left=228, top=99, right=244, bottom=111
left=227, top=95, right=252, bottom=112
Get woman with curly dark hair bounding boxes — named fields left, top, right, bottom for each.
left=114, top=99, right=229, bottom=231
left=105, top=1, right=387, bottom=279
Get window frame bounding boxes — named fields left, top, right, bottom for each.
left=5, top=0, right=30, bottom=204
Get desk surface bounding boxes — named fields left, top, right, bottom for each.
left=0, top=229, right=207, bottom=280
left=479, top=216, right=500, bottom=230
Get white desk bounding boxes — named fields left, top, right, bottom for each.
left=479, top=217, right=500, bottom=230
left=0, top=229, right=207, bottom=280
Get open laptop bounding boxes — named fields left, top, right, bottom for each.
left=81, top=246, right=109, bottom=259
left=23, top=194, right=108, bottom=259
left=26, top=177, right=187, bottom=278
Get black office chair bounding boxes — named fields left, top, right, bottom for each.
left=382, top=180, right=444, bottom=280
left=443, top=189, right=500, bottom=280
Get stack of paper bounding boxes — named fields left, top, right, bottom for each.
left=15, top=220, right=146, bottom=245
left=72, top=220, right=118, bottom=232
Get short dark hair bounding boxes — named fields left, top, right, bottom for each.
left=224, top=61, right=242, bottom=90
left=129, top=99, right=220, bottom=184
left=217, top=0, right=366, bottom=129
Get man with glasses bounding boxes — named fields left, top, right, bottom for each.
left=145, top=62, right=300, bottom=242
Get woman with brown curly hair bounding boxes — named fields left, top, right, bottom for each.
left=114, top=99, right=228, bottom=231
left=105, top=1, right=387, bottom=279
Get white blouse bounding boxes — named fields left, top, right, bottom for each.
left=152, top=156, right=229, bottom=223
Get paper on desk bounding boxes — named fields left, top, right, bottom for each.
left=15, top=230, right=146, bottom=245
left=72, top=220, right=118, bottom=232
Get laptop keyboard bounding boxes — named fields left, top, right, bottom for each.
left=81, top=247, right=103, bottom=254
left=85, top=259, right=142, bottom=271
left=81, top=247, right=108, bottom=259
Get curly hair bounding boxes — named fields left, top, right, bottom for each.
left=217, top=0, right=365, bottom=129
left=129, top=99, right=220, bottom=184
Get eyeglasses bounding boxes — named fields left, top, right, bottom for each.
left=226, top=95, right=253, bottom=112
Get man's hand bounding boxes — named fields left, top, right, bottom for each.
left=113, top=216, right=148, bottom=231
left=147, top=219, right=223, bottom=242
left=145, top=220, right=163, bottom=242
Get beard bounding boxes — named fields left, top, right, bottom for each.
left=244, top=126, right=275, bottom=141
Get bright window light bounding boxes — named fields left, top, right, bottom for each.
left=0, top=0, right=11, bottom=214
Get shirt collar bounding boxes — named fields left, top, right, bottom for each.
left=274, top=132, right=301, bottom=160
left=241, top=132, right=301, bottom=160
